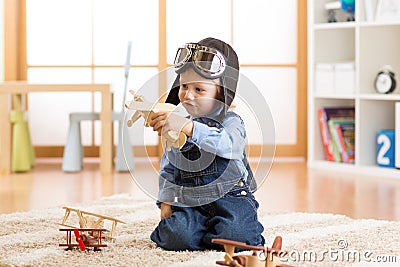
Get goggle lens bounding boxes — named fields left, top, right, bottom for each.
left=173, top=43, right=226, bottom=79
left=193, top=50, right=224, bottom=74
left=174, top=48, right=191, bottom=67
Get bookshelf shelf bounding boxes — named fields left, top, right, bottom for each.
left=359, top=94, right=400, bottom=101
left=308, top=0, right=400, bottom=178
left=309, top=160, right=400, bottom=179
left=314, top=22, right=356, bottom=30
left=359, top=21, right=400, bottom=28
left=315, top=94, right=356, bottom=100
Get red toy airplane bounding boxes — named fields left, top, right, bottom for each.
left=73, top=229, right=86, bottom=251
left=59, top=228, right=108, bottom=251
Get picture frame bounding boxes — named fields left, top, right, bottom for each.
left=375, top=0, right=400, bottom=22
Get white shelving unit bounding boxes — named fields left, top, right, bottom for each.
left=308, top=0, right=400, bottom=178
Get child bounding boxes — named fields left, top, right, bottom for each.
left=149, top=37, right=265, bottom=251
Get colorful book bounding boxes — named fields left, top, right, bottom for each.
left=328, top=120, right=343, bottom=162
left=333, top=121, right=355, bottom=163
left=396, top=103, right=400, bottom=169
left=317, top=107, right=355, bottom=161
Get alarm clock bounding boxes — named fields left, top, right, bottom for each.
left=374, top=66, right=396, bottom=94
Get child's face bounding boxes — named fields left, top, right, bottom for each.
left=178, top=68, right=222, bottom=117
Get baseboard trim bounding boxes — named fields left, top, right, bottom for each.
left=34, top=145, right=159, bottom=158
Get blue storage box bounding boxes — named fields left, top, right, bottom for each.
left=377, top=130, right=395, bottom=168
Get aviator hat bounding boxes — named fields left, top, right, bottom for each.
left=165, top=37, right=239, bottom=114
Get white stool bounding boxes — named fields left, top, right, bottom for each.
left=62, top=111, right=134, bottom=172
left=63, top=41, right=134, bottom=173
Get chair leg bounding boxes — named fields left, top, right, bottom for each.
left=115, top=121, right=134, bottom=172
left=62, top=121, right=83, bottom=172
left=79, top=126, right=83, bottom=169
left=25, top=122, right=36, bottom=168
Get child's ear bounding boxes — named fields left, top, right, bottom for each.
left=165, top=76, right=181, bottom=105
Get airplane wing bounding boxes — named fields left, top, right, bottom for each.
left=125, top=101, right=179, bottom=112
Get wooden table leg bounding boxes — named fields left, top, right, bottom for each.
left=0, top=93, right=11, bottom=175
left=100, top=86, right=112, bottom=175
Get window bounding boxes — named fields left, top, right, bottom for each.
left=20, top=0, right=306, bottom=156
left=167, top=0, right=299, bottom=145
left=26, top=0, right=159, bottom=146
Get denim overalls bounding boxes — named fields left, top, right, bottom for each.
left=150, top=113, right=265, bottom=251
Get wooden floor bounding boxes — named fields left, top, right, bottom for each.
left=1, top=158, right=400, bottom=221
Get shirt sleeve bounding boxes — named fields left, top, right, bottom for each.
left=190, top=113, right=246, bottom=160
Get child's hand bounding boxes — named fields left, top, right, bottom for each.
left=160, top=202, right=172, bottom=219
left=150, top=112, right=194, bottom=137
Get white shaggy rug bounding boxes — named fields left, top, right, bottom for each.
left=0, top=194, right=399, bottom=267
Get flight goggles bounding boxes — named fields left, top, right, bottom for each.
left=173, top=43, right=226, bottom=79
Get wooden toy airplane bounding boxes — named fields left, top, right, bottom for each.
left=59, top=228, right=108, bottom=251
left=212, top=236, right=296, bottom=267
left=59, top=206, right=126, bottom=240
left=125, top=90, right=187, bottom=151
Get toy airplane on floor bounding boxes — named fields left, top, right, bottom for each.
left=125, top=90, right=187, bottom=151
left=212, top=236, right=296, bottom=267
left=59, top=206, right=126, bottom=240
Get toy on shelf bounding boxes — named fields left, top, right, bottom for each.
left=59, top=228, right=108, bottom=251
left=341, top=0, right=355, bottom=21
left=125, top=90, right=187, bottom=151
left=212, top=236, right=296, bottom=267
left=59, top=206, right=126, bottom=240
left=325, top=0, right=355, bottom=23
